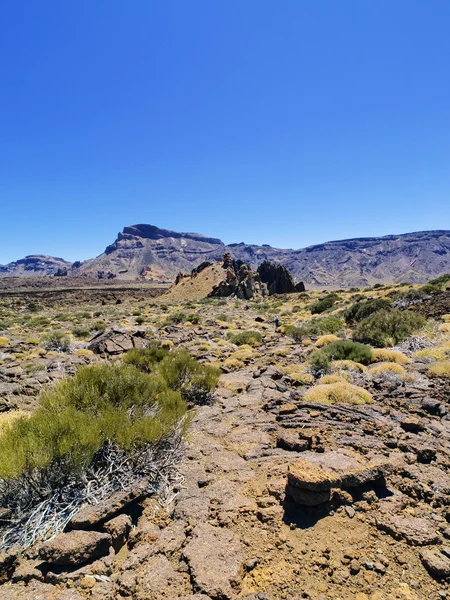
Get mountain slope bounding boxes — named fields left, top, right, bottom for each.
left=0, top=255, right=71, bottom=278
left=2, top=226, right=450, bottom=287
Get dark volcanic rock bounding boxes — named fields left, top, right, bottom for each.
left=88, top=329, right=148, bottom=355
left=257, top=260, right=304, bottom=295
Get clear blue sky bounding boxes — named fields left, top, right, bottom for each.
left=1, top=0, right=449, bottom=263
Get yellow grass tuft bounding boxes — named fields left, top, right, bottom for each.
left=428, top=360, right=450, bottom=378
left=0, top=337, right=9, bottom=348
left=439, top=323, right=450, bottom=333
left=304, top=382, right=373, bottom=405
left=223, top=358, right=244, bottom=370
left=320, top=374, right=349, bottom=384
left=273, top=347, right=290, bottom=356
left=371, top=348, right=410, bottom=364
left=414, top=347, right=450, bottom=361
left=161, top=340, right=174, bottom=349
left=316, top=335, right=340, bottom=348
left=230, top=348, right=253, bottom=361
left=331, top=360, right=367, bottom=372
left=74, top=349, right=94, bottom=356
left=368, top=362, right=406, bottom=375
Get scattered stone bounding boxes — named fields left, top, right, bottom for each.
left=276, top=431, right=309, bottom=452
left=376, top=515, right=440, bottom=546
left=420, top=548, right=450, bottom=578
left=183, top=523, right=243, bottom=599
left=39, top=531, right=112, bottom=566
left=400, top=417, right=425, bottom=433
left=88, top=329, right=147, bottom=355
left=102, top=514, right=132, bottom=552
left=70, top=480, right=149, bottom=528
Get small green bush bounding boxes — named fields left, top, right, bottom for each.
left=286, top=316, right=344, bottom=342
left=71, top=326, right=91, bottom=339
left=228, top=330, right=263, bottom=347
left=186, top=313, right=201, bottom=324
left=125, top=346, right=220, bottom=406
left=135, top=316, right=145, bottom=325
left=157, top=350, right=220, bottom=405
left=0, top=363, right=187, bottom=480
left=320, top=340, right=373, bottom=365
left=123, top=344, right=169, bottom=371
left=428, top=273, right=450, bottom=288
left=40, top=330, right=70, bottom=352
left=310, top=293, right=339, bottom=315
left=308, top=351, right=331, bottom=377
left=353, top=309, right=426, bottom=347
left=344, top=298, right=392, bottom=325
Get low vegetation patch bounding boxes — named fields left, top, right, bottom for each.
left=0, top=346, right=217, bottom=551
left=316, top=334, right=340, bottom=347
left=344, top=298, right=391, bottom=324
left=40, top=330, right=71, bottom=352
left=368, top=362, right=407, bottom=376
left=228, top=330, right=263, bottom=347
left=353, top=309, right=425, bottom=347
left=304, top=382, right=373, bottom=405
left=428, top=360, right=450, bottom=378
left=310, top=293, right=340, bottom=315
left=371, top=348, right=410, bottom=364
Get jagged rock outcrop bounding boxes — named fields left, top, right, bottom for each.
left=257, top=260, right=305, bottom=295
left=88, top=329, right=148, bottom=356
left=208, top=254, right=267, bottom=300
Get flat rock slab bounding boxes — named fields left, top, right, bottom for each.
left=135, top=555, right=184, bottom=599
left=70, top=480, right=149, bottom=529
left=88, top=329, right=147, bottom=355
left=0, top=580, right=83, bottom=600
left=288, top=450, right=389, bottom=491
left=376, top=515, right=440, bottom=546
left=420, top=548, right=450, bottom=577
left=183, top=523, right=243, bottom=599
left=39, top=531, right=112, bottom=566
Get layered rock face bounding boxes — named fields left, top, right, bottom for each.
left=2, top=226, right=450, bottom=286
left=0, top=256, right=72, bottom=278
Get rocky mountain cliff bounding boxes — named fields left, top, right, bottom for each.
left=2, top=226, right=450, bottom=287
left=0, top=255, right=72, bottom=278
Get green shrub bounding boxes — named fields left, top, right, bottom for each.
left=135, top=316, right=145, bottom=325
left=353, top=309, right=426, bottom=347
left=71, top=326, right=91, bottom=339
left=123, top=344, right=169, bottom=371
left=40, top=330, right=70, bottom=352
left=286, top=316, right=344, bottom=342
left=319, top=340, right=373, bottom=365
left=124, top=346, right=220, bottom=405
left=344, top=298, right=392, bottom=325
left=308, top=351, right=331, bottom=377
left=186, top=313, right=201, bottom=324
left=428, top=273, right=450, bottom=288
left=310, top=293, right=339, bottom=315
left=0, top=363, right=187, bottom=480
left=92, top=320, right=106, bottom=332
left=228, top=330, right=263, bottom=347
left=166, top=311, right=187, bottom=325
left=157, top=350, right=220, bottom=405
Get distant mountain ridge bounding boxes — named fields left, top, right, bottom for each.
left=1, top=225, right=450, bottom=287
